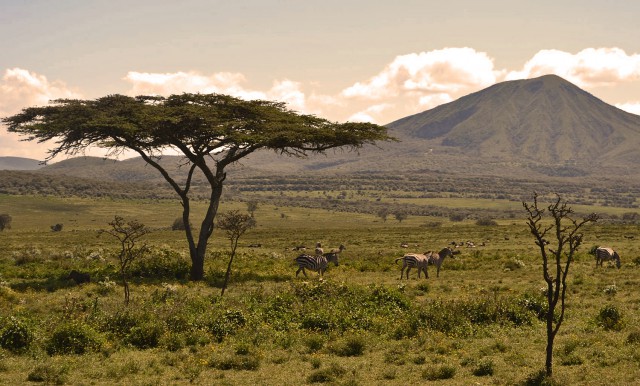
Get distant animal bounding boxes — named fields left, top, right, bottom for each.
left=248, top=243, right=262, bottom=248
left=323, top=244, right=346, bottom=261
left=295, top=253, right=339, bottom=278
left=292, top=245, right=307, bottom=251
left=594, top=247, right=621, bottom=268
left=66, top=270, right=90, bottom=285
left=315, top=242, right=324, bottom=256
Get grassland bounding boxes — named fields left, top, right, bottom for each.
left=1, top=194, right=640, bottom=385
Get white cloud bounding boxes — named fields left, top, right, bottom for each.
left=125, top=71, right=310, bottom=113
left=341, top=47, right=501, bottom=100
left=0, top=68, right=81, bottom=117
left=616, top=102, right=640, bottom=115
left=506, top=48, right=640, bottom=87
left=124, top=71, right=267, bottom=100
left=346, top=103, right=394, bottom=123
left=0, top=68, right=82, bottom=159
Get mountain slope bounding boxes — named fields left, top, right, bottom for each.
left=37, top=75, right=640, bottom=179
left=386, top=75, right=640, bottom=167
left=0, top=157, right=42, bottom=170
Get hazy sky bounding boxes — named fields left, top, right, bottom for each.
left=2, top=0, right=640, bottom=160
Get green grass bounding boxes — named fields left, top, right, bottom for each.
left=1, top=194, right=640, bottom=385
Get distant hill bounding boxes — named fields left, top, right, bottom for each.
left=34, top=75, right=640, bottom=180
left=383, top=74, right=640, bottom=177
left=0, top=156, right=42, bottom=171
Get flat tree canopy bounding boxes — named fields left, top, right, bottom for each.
left=3, top=93, right=393, bottom=280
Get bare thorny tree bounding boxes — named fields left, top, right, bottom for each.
left=523, top=193, right=598, bottom=378
left=99, top=216, right=150, bottom=305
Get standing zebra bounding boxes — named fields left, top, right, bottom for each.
left=395, top=253, right=430, bottom=279
left=594, top=247, right=621, bottom=268
left=295, top=252, right=339, bottom=278
left=395, top=247, right=457, bottom=279
left=426, top=247, right=457, bottom=277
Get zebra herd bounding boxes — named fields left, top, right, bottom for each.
left=293, top=243, right=622, bottom=280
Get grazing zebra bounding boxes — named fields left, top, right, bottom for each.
left=395, top=253, right=430, bottom=279
left=595, top=247, right=621, bottom=268
left=295, top=253, right=339, bottom=278
left=426, top=247, right=457, bottom=277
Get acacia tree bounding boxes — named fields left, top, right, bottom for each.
left=523, top=193, right=598, bottom=378
left=3, top=93, right=392, bottom=280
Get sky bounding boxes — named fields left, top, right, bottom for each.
left=1, top=0, right=640, bottom=160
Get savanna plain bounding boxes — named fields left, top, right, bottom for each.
left=1, top=191, right=640, bottom=385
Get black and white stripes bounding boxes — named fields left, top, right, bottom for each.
left=395, top=247, right=457, bottom=279
left=295, top=253, right=339, bottom=278
left=595, top=247, right=621, bottom=268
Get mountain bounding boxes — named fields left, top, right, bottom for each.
left=37, top=75, right=640, bottom=180
left=384, top=74, right=640, bottom=176
left=0, top=157, right=43, bottom=170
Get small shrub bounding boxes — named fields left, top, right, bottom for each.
left=603, top=284, right=618, bottom=296
left=472, top=358, right=495, bottom=376
left=0, top=317, right=34, bottom=352
left=596, top=305, right=625, bottom=331
left=303, top=334, right=325, bottom=353
left=330, top=336, right=366, bottom=357
left=504, top=257, right=525, bottom=270
left=126, top=321, right=164, bottom=349
left=171, top=217, right=188, bottom=231
left=626, top=330, right=640, bottom=345
left=46, top=322, right=102, bottom=355
left=523, top=369, right=563, bottom=386
left=130, top=247, right=190, bottom=280
left=27, top=362, right=68, bottom=385
left=422, top=363, right=457, bottom=381
left=475, top=218, right=498, bottom=226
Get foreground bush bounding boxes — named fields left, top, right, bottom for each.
left=0, top=317, right=34, bottom=352
left=46, top=322, right=102, bottom=355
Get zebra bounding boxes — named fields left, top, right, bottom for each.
left=295, top=253, right=339, bottom=278
left=594, top=247, right=621, bottom=268
left=426, top=247, right=457, bottom=277
left=315, top=242, right=324, bottom=256
left=395, top=253, right=430, bottom=279
left=395, top=247, right=458, bottom=279
left=324, top=244, right=346, bottom=259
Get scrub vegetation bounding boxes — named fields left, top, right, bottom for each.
left=1, top=193, right=639, bottom=385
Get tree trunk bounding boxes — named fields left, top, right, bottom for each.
left=188, top=175, right=225, bottom=281
left=545, top=330, right=554, bottom=377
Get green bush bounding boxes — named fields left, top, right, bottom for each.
left=46, top=322, right=102, bottom=355
left=472, top=358, right=495, bottom=376
left=0, top=317, right=34, bottom=352
left=329, top=336, right=366, bottom=357
left=126, top=321, right=164, bottom=349
left=597, top=305, right=625, bottom=331
left=626, top=330, right=640, bottom=345
left=422, top=363, right=457, bottom=380
left=27, top=362, right=68, bottom=385
left=130, top=247, right=190, bottom=280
